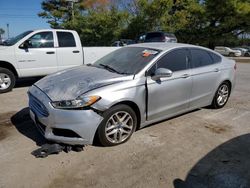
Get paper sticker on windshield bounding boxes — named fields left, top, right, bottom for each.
left=142, top=49, right=158, bottom=57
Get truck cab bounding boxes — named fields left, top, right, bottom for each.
left=0, top=29, right=83, bottom=93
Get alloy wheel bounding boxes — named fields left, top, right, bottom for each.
left=217, top=84, right=229, bottom=106
left=105, top=111, right=134, bottom=144
left=0, top=73, right=11, bottom=90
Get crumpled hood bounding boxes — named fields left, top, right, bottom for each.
left=35, top=65, right=130, bottom=101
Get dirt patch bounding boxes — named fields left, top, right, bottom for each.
left=204, top=124, right=227, bottom=134
left=0, top=128, right=8, bottom=140
left=0, top=111, right=16, bottom=141
left=0, top=112, right=16, bottom=126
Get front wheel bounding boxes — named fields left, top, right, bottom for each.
left=97, top=104, right=137, bottom=146
left=211, top=82, right=231, bottom=109
left=0, top=68, right=16, bottom=94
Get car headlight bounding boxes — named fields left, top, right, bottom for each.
left=51, top=96, right=101, bottom=109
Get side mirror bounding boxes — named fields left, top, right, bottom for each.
left=19, top=40, right=31, bottom=49
left=151, top=68, right=173, bottom=80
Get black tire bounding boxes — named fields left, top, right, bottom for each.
left=244, top=53, right=250, bottom=57
left=97, top=104, right=137, bottom=146
left=229, top=53, right=235, bottom=57
left=0, top=68, right=15, bottom=94
left=211, top=82, right=231, bottom=109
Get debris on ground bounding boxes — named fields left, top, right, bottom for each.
left=31, top=143, right=84, bottom=158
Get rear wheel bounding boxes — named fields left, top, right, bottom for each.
left=211, top=82, right=230, bottom=109
left=97, top=104, right=137, bottom=146
left=244, top=53, right=250, bottom=57
left=0, top=68, right=15, bottom=93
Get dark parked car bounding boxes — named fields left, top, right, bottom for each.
left=145, top=32, right=177, bottom=43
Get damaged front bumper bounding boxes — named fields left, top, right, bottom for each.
left=28, top=85, right=103, bottom=145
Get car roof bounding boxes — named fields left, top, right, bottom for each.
left=215, top=46, right=230, bottom=48
left=146, top=31, right=164, bottom=34
left=127, top=42, right=200, bottom=51
left=33, top=29, right=76, bottom=33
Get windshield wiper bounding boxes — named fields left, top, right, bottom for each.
left=99, top=64, right=122, bottom=74
left=88, top=63, right=129, bottom=75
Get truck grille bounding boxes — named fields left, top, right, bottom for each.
left=29, top=94, right=49, bottom=117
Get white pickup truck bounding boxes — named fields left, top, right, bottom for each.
left=0, top=29, right=118, bottom=93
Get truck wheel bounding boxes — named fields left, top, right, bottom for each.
left=0, top=68, right=16, bottom=93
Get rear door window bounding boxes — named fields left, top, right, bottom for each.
left=208, top=52, right=222, bottom=63
left=57, top=32, right=76, bottom=47
left=190, top=49, right=214, bottom=68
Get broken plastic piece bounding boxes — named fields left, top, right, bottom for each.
left=31, top=143, right=64, bottom=158
left=31, top=143, right=85, bottom=158
left=72, top=145, right=84, bottom=152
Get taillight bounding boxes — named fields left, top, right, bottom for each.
left=234, top=63, right=237, bottom=70
left=161, top=36, right=166, bottom=42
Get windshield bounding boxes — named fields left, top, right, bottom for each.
left=165, top=33, right=176, bottom=38
left=3, top=30, right=33, bottom=46
left=93, top=47, right=161, bottom=75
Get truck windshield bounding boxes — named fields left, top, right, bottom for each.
left=3, top=30, right=33, bottom=46
left=93, top=47, right=161, bottom=75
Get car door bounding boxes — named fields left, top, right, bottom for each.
left=56, top=31, right=83, bottom=71
left=146, top=48, right=192, bottom=121
left=15, top=31, right=57, bottom=77
left=188, top=48, right=222, bottom=109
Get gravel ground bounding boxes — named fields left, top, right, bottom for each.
left=0, top=63, right=250, bottom=188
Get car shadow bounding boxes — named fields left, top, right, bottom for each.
left=15, top=77, right=43, bottom=88
left=92, top=109, right=202, bottom=147
left=93, top=109, right=202, bottom=147
left=11, top=107, right=47, bottom=146
left=173, top=134, right=250, bottom=188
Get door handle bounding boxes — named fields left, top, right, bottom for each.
left=181, top=74, right=190, bottom=78
left=46, top=51, right=55, bottom=54
left=214, top=68, right=220, bottom=72
left=73, top=50, right=80, bottom=53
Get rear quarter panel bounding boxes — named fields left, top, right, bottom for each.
left=219, top=57, right=236, bottom=91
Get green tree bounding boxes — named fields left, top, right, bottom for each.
left=121, top=0, right=173, bottom=39
left=39, top=0, right=250, bottom=47
left=177, top=0, right=250, bottom=48
left=38, top=0, right=84, bottom=28
left=64, top=5, right=127, bottom=46
left=120, top=0, right=201, bottom=40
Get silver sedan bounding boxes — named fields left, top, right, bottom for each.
left=28, top=43, right=236, bottom=146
